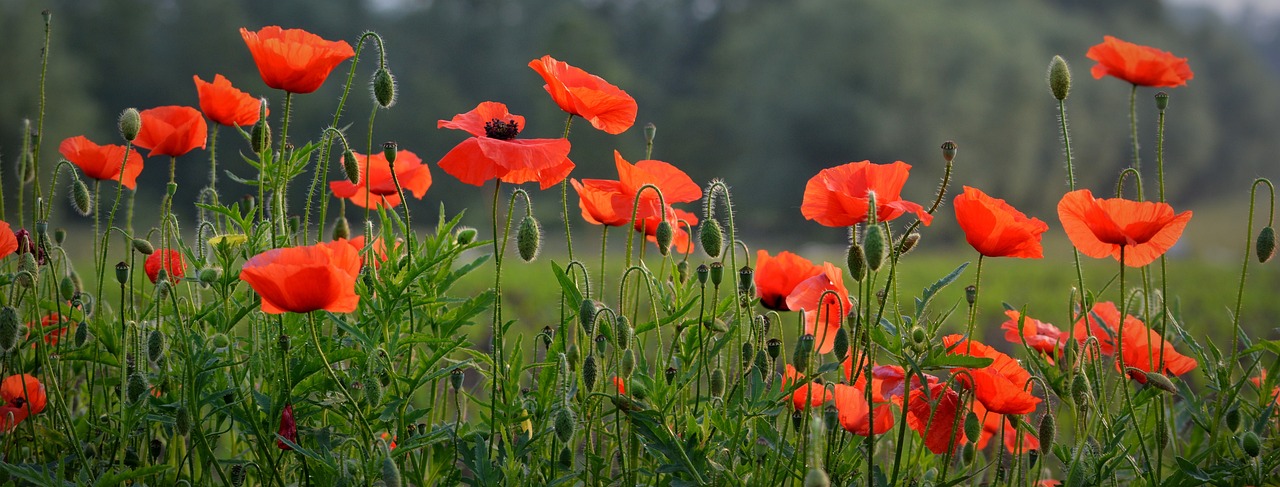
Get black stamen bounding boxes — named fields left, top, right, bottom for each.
left=484, top=118, right=520, bottom=141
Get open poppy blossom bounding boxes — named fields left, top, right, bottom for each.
left=528, top=55, right=638, bottom=135
left=801, top=161, right=933, bottom=227
left=954, top=186, right=1047, bottom=258
left=0, top=222, right=15, bottom=260
left=1001, top=310, right=1067, bottom=356
left=1086, top=35, right=1194, bottom=88
left=1058, top=189, right=1192, bottom=267
left=942, top=335, right=1041, bottom=415
left=785, top=263, right=853, bottom=354
left=782, top=364, right=831, bottom=410
left=754, top=250, right=824, bottom=312
left=194, top=74, right=266, bottom=127
left=59, top=136, right=145, bottom=190
left=438, top=101, right=574, bottom=189
left=239, top=240, right=361, bottom=314
left=832, top=383, right=894, bottom=436
left=0, top=374, right=46, bottom=432
left=572, top=150, right=701, bottom=251
left=330, top=149, right=432, bottom=209
left=134, top=106, right=208, bottom=158
left=1074, top=302, right=1197, bottom=383
left=277, top=402, right=297, bottom=450
left=145, top=249, right=186, bottom=284
left=905, top=382, right=966, bottom=454
left=240, top=26, right=355, bottom=94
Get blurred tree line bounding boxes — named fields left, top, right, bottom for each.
left=1, top=0, right=1277, bottom=249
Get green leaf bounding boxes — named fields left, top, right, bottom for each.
left=93, top=465, right=171, bottom=487
left=914, top=262, right=969, bottom=320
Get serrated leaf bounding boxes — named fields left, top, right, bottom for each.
left=914, top=262, right=969, bottom=320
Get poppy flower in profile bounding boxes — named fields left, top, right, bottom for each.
left=1086, top=35, right=1194, bottom=88
left=905, top=382, right=965, bottom=454
left=801, top=161, right=933, bottom=228
left=942, top=335, right=1041, bottom=415
left=438, top=101, right=574, bottom=189
left=239, top=240, right=361, bottom=314
left=954, top=186, right=1047, bottom=258
left=329, top=149, right=432, bottom=209
left=832, top=383, right=894, bottom=436
left=613, top=376, right=627, bottom=395
left=134, top=106, right=208, bottom=158
left=0, top=374, right=46, bottom=432
left=1074, top=302, right=1198, bottom=383
left=754, top=250, right=824, bottom=312
left=528, top=55, right=638, bottom=135
left=0, top=221, right=18, bottom=260
left=782, top=364, right=831, bottom=410
left=572, top=150, right=702, bottom=251
left=1000, top=310, right=1067, bottom=356
left=1058, top=189, right=1192, bottom=267
left=277, top=402, right=297, bottom=450
left=59, top=136, right=145, bottom=190
left=194, top=74, right=266, bottom=127
left=785, top=263, right=853, bottom=354
left=240, top=26, right=355, bottom=94
left=145, top=249, right=186, bottom=284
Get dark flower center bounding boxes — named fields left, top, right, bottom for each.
left=10, top=398, right=24, bottom=408
left=484, top=118, right=519, bottom=141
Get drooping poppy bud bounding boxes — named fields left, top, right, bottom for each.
left=372, top=68, right=397, bottom=109
left=741, top=341, right=755, bottom=369
left=1226, top=408, right=1242, bottom=432
left=899, top=232, right=921, bottom=255
left=176, top=405, right=191, bottom=436
left=0, top=307, right=18, bottom=352
left=382, top=452, right=402, bottom=487
left=803, top=467, right=830, bottom=487
left=1038, top=412, right=1056, bottom=454
left=70, top=178, right=93, bottom=216
left=127, top=370, right=149, bottom=403
left=343, top=149, right=361, bottom=184
left=1257, top=226, right=1276, bottom=263
left=710, top=368, right=726, bottom=398
left=620, top=349, right=635, bottom=379
left=793, top=334, right=815, bottom=373
left=1243, top=431, right=1261, bottom=457
left=147, top=329, right=164, bottom=364
left=655, top=221, right=673, bottom=255
left=832, top=327, right=849, bottom=362
left=516, top=215, right=541, bottom=262
left=863, top=225, right=886, bottom=273
left=277, top=403, right=298, bottom=450
left=582, top=355, right=598, bottom=391
left=455, top=227, right=477, bottom=245
left=964, top=411, right=982, bottom=443
left=700, top=219, right=723, bottom=258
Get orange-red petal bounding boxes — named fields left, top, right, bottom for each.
left=954, top=186, right=1047, bottom=259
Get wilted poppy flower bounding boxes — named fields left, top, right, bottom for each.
left=801, top=161, right=933, bottom=227
left=0, top=374, right=46, bottom=432
left=832, top=383, right=894, bottom=436
left=0, top=221, right=17, bottom=260
left=13, top=228, right=44, bottom=264
left=1074, top=302, right=1197, bottom=382
left=1058, top=189, right=1192, bottom=267
left=438, top=101, right=574, bottom=189
left=330, top=149, right=431, bottom=209
left=905, top=382, right=965, bottom=454
left=1001, top=310, right=1067, bottom=356
left=134, top=106, right=208, bottom=158
left=954, top=186, right=1047, bottom=258
left=528, top=55, right=638, bottom=135
left=145, top=249, right=186, bottom=284
left=194, top=74, right=266, bottom=127
left=277, top=402, right=297, bottom=449
left=1086, top=35, right=1194, bottom=88
left=942, top=335, right=1041, bottom=415
left=59, top=136, right=145, bottom=190
left=782, top=364, right=831, bottom=410
left=754, top=250, right=824, bottom=312
left=785, top=263, right=853, bottom=354
left=239, top=240, right=361, bottom=314
left=240, top=26, right=355, bottom=94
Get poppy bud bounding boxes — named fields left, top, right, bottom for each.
left=128, top=238, right=154, bottom=256
left=230, top=464, right=246, bottom=487
left=696, top=264, right=709, bottom=285
left=1154, top=91, right=1170, bottom=111
left=962, top=443, right=975, bottom=464
left=1257, top=226, right=1276, bottom=263
left=147, top=329, right=164, bottom=363
left=863, top=224, right=886, bottom=272
left=1156, top=420, right=1170, bottom=450
left=127, top=370, right=149, bottom=403
left=644, top=123, right=657, bottom=146
left=709, top=261, right=724, bottom=287
left=119, top=108, right=141, bottom=142
left=176, top=405, right=191, bottom=436
left=251, top=119, right=271, bottom=154
left=899, top=232, right=921, bottom=255
left=677, top=260, right=689, bottom=283
left=53, top=227, right=66, bottom=245
left=655, top=220, right=673, bottom=255
left=665, top=366, right=677, bottom=385
left=582, top=355, right=598, bottom=391
left=372, top=67, right=397, bottom=109
left=1242, top=431, right=1261, bottom=457
left=793, top=334, right=815, bottom=373
left=277, top=403, right=297, bottom=450
left=381, top=454, right=402, bottom=487
left=516, top=215, right=541, bottom=262
left=833, top=327, right=850, bottom=362
left=964, top=411, right=982, bottom=443
left=0, top=308, right=18, bottom=352
left=198, top=267, right=221, bottom=285
left=70, top=178, right=93, bottom=216
left=710, top=368, right=726, bottom=398
left=382, top=141, right=398, bottom=165
left=620, top=349, right=636, bottom=378
left=753, top=350, right=769, bottom=375
left=566, top=344, right=580, bottom=369
left=941, top=140, right=958, bottom=163
left=366, top=375, right=384, bottom=406
left=450, top=368, right=464, bottom=391
left=803, top=468, right=830, bottom=487
left=1141, top=370, right=1178, bottom=394
left=579, top=299, right=598, bottom=335
left=57, top=275, right=74, bottom=301
left=74, top=321, right=88, bottom=347
left=594, top=334, right=608, bottom=356
left=115, top=261, right=130, bottom=285
left=1071, top=373, right=1091, bottom=411
left=700, top=220, right=723, bottom=258
left=1226, top=408, right=1242, bottom=432
left=741, top=341, right=755, bottom=369
left=704, top=318, right=729, bottom=333
left=616, top=316, right=632, bottom=350
left=332, top=216, right=351, bottom=241
left=1047, top=55, right=1071, bottom=101
left=767, top=338, right=782, bottom=360
left=343, top=149, right=360, bottom=184
left=1038, top=413, right=1056, bottom=453
left=454, top=226, right=477, bottom=245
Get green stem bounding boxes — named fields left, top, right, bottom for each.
left=32, top=10, right=51, bottom=223
left=207, top=125, right=220, bottom=203
left=560, top=115, right=576, bottom=261
left=1116, top=247, right=1157, bottom=485
left=488, top=179, right=504, bottom=460
left=1129, top=84, right=1140, bottom=173
left=963, top=255, right=984, bottom=340
left=306, top=312, right=374, bottom=443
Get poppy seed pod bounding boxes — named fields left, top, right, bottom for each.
left=791, top=410, right=804, bottom=432
left=1155, top=91, right=1170, bottom=111
left=381, top=141, right=399, bottom=166
left=1257, top=226, right=1276, bottom=263
left=655, top=221, right=673, bottom=255
left=1048, top=55, right=1071, bottom=101
left=372, top=68, right=397, bottom=109
left=710, top=368, right=726, bottom=398
left=115, top=262, right=130, bottom=285
left=70, top=178, right=93, bottom=216
left=941, top=140, right=958, bottom=163
left=700, top=220, right=723, bottom=258
left=1243, top=431, right=1261, bottom=457
left=709, top=262, right=724, bottom=287
left=695, top=264, right=709, bottom=285
left=53, top=227, right=66, bottom=245
left=793, top=334, right=815, bottom=373
left=541, top=325, right=554, bottom=349
left=149, top=438, right=164, bottom=461
left=964, top=285, right=977, bottom=306
left=277, top=334, right=290, bottom=353
left=455, top=227, right=477, bottom=245
left=595, top=334, right=608, bottom=356
left=381, top=454, right=402, bottom=487
left=738, top=265, right=754, bottom=294
left=767, top=338, right=783, bottom=360
left=863, top=224, right=886, bottom=272
left=1038, top=413, right=1056, bottom=453
left=119, top=108, right=141, bottom=142
left=343, top=149, right=361, bottom=184
left=449, top=368, right=464, bottom=391
left=516, top=215, right=541, bottom=262
left=644, top=123, right=657, bottom=145
left=664, top=366, right=677, bottom=385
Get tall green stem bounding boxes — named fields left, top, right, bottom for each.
left=559, top=115, right=576, bottom=261
left=1129, top=84, right=1140, bottom=173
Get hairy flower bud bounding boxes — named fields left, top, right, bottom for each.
left=119, top=108, right=141, bottom=142
left=372, top=68, right=397, bottom=109
left=381, top=453, right=402, bottom=487
left=700, top=219, right=723, bottom=258
left=1142, top=370, right=1178, bottom=394
left=1048, top=55, right=1071, bottom=101
left=1243, top=431, right=1261, bottom=457
left=803, top=468, right=830, bottom=487
left=332, top=216, right=351, bottom=241
left=1071, top=373, right=1091, bottom=411
left=250, top=119, right=271, bottom=154
left=343, top=149, right=361, bottom=184
left=366, top=374, right=384, bottom=406
left=74, top=321, right=89, bottom=347
left=455, top=227, right=477, bottom=245
left=148, top=329, right=164, bottom=364
left=70, top=178, right=93, bottom=216
left=616, top=317, right=632, bottom=350
left=516, top=215, right=541, bottom=262
left=863, top=224, right=886, bottom=272
left=582, top=355, right=598, bottom=391
left=655, top=221, right=673, bottom=255
left=710, top=368, right=726, bottom=398
left=899, top=232, right=921, bottom=255
left=1038, top=412, right=1056, bottom=453
left=964, top=411, right=982, bottom=443
left=0, top=308, right=18, bottom=352
left=1226, top=408, right=1242, bottom=432
left=620, top=349, right=636, bottom=378
left=793, top=334, right=815, bottom=373
left=127, top=370, right=149, bottom=403
left=176, top=405, right=191, bottom=436
left=1257, top=226, right=1276, bottom=263
left=833, top=327, right=850, bottom=362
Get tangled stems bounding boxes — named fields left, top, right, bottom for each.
left=306, top=312, right=374, bottom=446
left=1115, top=247, right=1159, bottom=485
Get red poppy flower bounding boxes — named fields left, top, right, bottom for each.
left=58, top=136, right=145, bottom=190
left=145, top=249, right=186, bottom=284
left=801, top=161, right=933, bottom=227
left=634, top=206, right=699, bottom=254
left=782, top=364, right=831, bottom=410
left=277, top=402, right=297, bottom=450
left=1086, top=36, right=1194, bottom=88
left=755, top=250, right=824, bottom=312
left=1058, top=189, right=1192, bottom=267
left=134, top=106, right=208, bottom=158
left=194, top=74, right=266, bottom=127
left=1251, top=372, right=1280, bottom=406
left=438, top=101, right=574, bottom=189
left=971, top=401, right=1039, bottom=453
left=239, top=240, right=361, bottom=314
left=942, top=335, right=1041, bottom=415
left=613, top=376, right=626, bottom=395
left=0, top=374, right=46, bottom=431
left=380, top=432, right=398, bottom=451
left=572, top=150, right=701, bottom=252
left=528, top=55, right=638, bottom=135
left=785, top=263, right=852, bottom=354
left=905, top=383, right=965, bottom=454
left=954, top=186, right=1047, bottom=258
left=1001, top=310, right=1067, bottom=356
left=240, top=26, right=355, bottom=94
left=1074, top=302, right=1197, bottom=383
left=330, top=149, right=432, bottom=209
left=832, top=383, right=893, bottom=436
left=28, top=313, right=68, bottom=348
left=0, top=221, right=17, bottom=260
